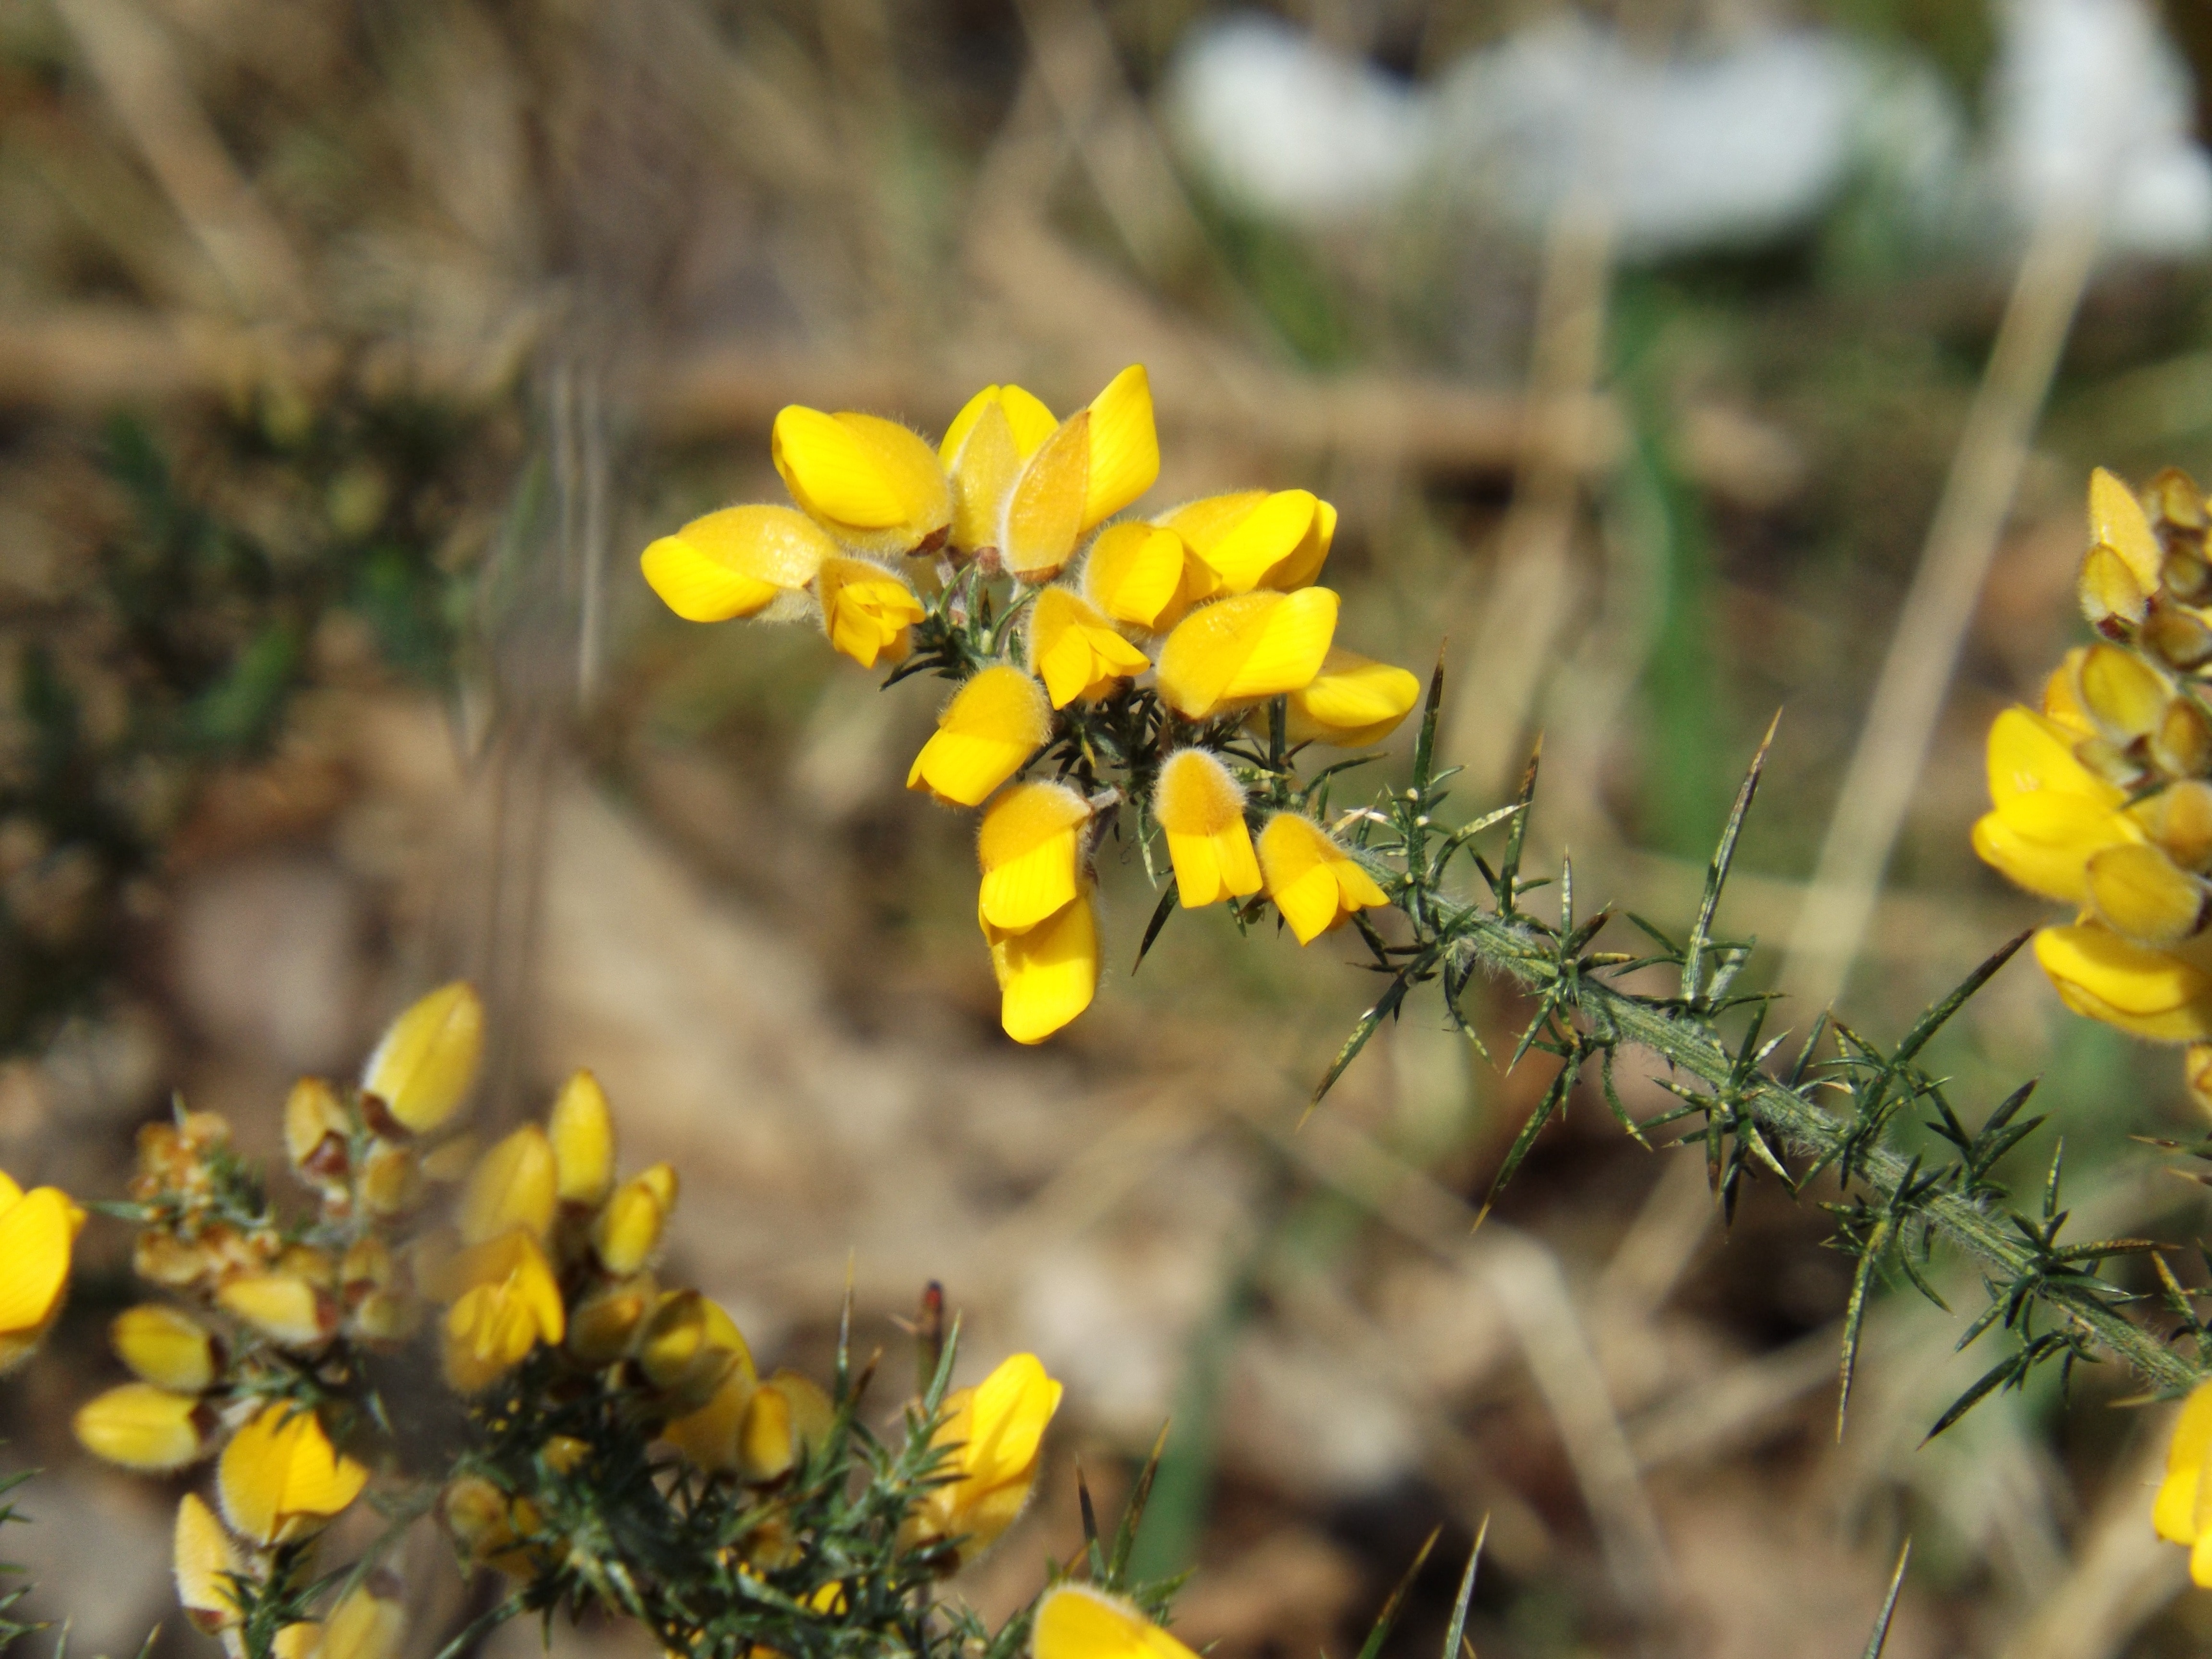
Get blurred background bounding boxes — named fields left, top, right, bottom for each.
left=4, top=0, right=2212, bottom=1653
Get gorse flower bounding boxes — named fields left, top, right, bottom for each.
left=1031, top=1585, right=1198, bottom=1659
left=1161, top=488, right=1335, bottom=595
left=909, top=665, right=1053, bottom=807
left=1028, top=587, right=1151, bottom=708
left=2159, top=1382, right=2212, bottom=1585
left=0, top=1166, right=81, bottom=1373
left=218, top=1402, right=368, bottom=1545
left=902, top=1351, right=1062, bottom=1566
left=1258, top=813, right=1390, bottom=945
left=638, top=506, right=833, bottom=624
left=772, top=407, right=951, bottom=557
left=1154, top=749, right=1260, bottom=909
left=1154, top=589, right=1339, bottom=719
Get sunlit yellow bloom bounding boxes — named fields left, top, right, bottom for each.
left=903, top=1352, right=1062, bottom=1563
left=1028, top=587, right=1150, bottom=707
left=661, top=1362, right=757, bottom=1474
left=283, top=1077, right=349, bottom=1180
left=320, top=1578, right=409, bottom=1659
left=114, top=1304, right=218, bottom=1393
left=941, top=384, right=1059, bottom=554
left=1082, top=522, right=1215, bottom=633
left=272, top=1625, right=320, bottom=1659
left=73, top=1382, right=206, bottom=1471
left=984, top=883, right=1099, bottom=1044
left=548, top=1070, right=616, bottom=1206
left=1162, top=489, right=1335, bottom=594
left=2084, top=842, right=2209, bottom=944
left=219, top=1272, right=337, bottom=1350
left=458, top=1125, right=558, bottom=1245
left=1032, top=1585, right=1200, bottom=1659
left=569, top=1275, right=655, bottom=1365
left=637, top=1292, right=751, bottom=1411
left=1280, top=649, right=1421, bottom=747
left=974, top=368, right=1160, bottom=579
left=592, top=1175, right=670, bottom=1276
left=907, top=665, right=1053, bottom=806
left=640, top=505, right=835, bottom=623
left=2080, top=466, right=2163, bottom=629
left=771, top=407, right=951, bottom=557
left=1001, top=413, right=1094, bottom=582
left=2034, top=923, right=2212, bottom=1042
left=0, top=1171, right=82, bottom=1373
left=1154, top=749, right=1260, bottom=909
left=219, top=1402, right=368, bottom=1544
left=2157, top=1382, right=2212, bottom=1584
left=1154, top=589, right=1339, bottom=719
left=361, top=982, right=483, bottom=1135
left=815, top=555, right=925, bottom=669
left=977, top=782, right=1091, bottom=933
left=1258, top=813, right=1390, bottom=945
left=438, top=1229, right=566, bottom=1393
left=173, top=1492, right=243, bottom=1635
left=1971, top=707, right=2140, bottom=906
left=738, top=1371, right=835, bottom=1484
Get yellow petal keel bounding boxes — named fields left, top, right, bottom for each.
left=907, top=666, right=1053, bottom=807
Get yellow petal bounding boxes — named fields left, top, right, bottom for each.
left=173, top=1493, right=242, bottom=1634
left=2193, top=1528, right=2212, bottom=1588
left=218, top=1273, right=335, bottom=1350
left=2090, top=466, right=2163, bottom=590
left=940, top=384, right=1057, bottom=467
left=1258, top=813, right=1389, bottom=946
left=639, top=505, right=834, bottom=622
left=946, top=401, right=1022, bottom=555
left=1029, top=587, right=1151, bottom=707
left=2159, top=1382, right=2212, bottom=1541
left=1155, top=749, right=1260, bottom=908
left=773, top=409, right=950, bottom=550
left=0, top=1186, right=73, bottom=1342
left=2085, top=842, right=2207, bottom=944
left=321, top=1582, right=408, bottom=1659
left=1155, top=590, right=1339, bottom=718
left=816, top=555, right=924, bottom=669
left=592, top=1178, right=668, bottom=1276
left=906, top=666, right=1054, bottom=807
left=987, top=886, right=1099, bottom=1044
left=977, top=782, right=1091, bottom=932
left=963, top=1352, right=1062, bottom=1488
left=1984, top=706, right=2124, bottom=813
left=458, top=1125, right=558, bottom=1245
left=1180, top=490, right=1321, bottom=593
left=663, top=1370, right=750, bottom=1474
left=2034, top=923, right=2212, bottom=1042
left=548, top=1070, right=616, bottom=1206
left=361, top=982, right=483, bottom=1135
left=114, top=1304, right=218, bottom=1393
left=1033, top=1585, right=1201, bottom=1659
left=74, top=1382, right=206, bottom=1471
left=283, top=1077, right=349, bottom=1176
left=1082, top=523, right=1212, bottom=631
left=2074, top=642, right=2171, bottom=743
left=1283, top=649, right=1421, bottom=746
left=1081, top=366, right=1159, bottom=531
left=1004, top=412, right=1091, bottom=582
left=2079, top=542, right=2150, bottom=630
left=219, top=1403, right=368, bottom=1545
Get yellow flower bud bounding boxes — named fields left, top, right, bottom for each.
left=218, top=1402, right=367, bottom=1544
left=2089, top=466, right=2164, bottom=600
left=636, top=1290, right=745, bottom=1409
left=2073, top=642, right=2172, bottom=747
left=458, top=1125, right=558, bottom=1245
left=1279, top=649, right=1421, bottom=747
left=771, top=407, right=951, bottom=557
left=320, top=1578, right=408, bottom=1659
left=134, top=1227, right=208, bottom=1290
left=663, top=1370, right=751, bottom=1473
left=1081, top=522, right=1215, bottom=633
left=1163, top=488, right=1335, bottom=594
left=549, top=1069, right=616, bottom=1205
left=941, top=385, right=1057, bottom=553
left=358, top=1140, right=423, bottom=1218
left=983, top=883, right=1098, bottom=1045
left=636, top=1161, right=679, bottom=1213
left=977, top=782, right=1091, bottom=933
left=816, top=555, right=925, bottom=668
left=1027, top=587, right=1150, bottom=708
left=591, top=1178, right=668, bottom=1276
left=440, top=1229, right=565, bottom=1393
left=2085, top=842, right=2209, bottom=945
left=1258, top=813, right=1390, bottom=946
left=2034, top=922, right=2212, bottom=1042
left=906, top=665, right=1053, bottom=807
left=282, top=1078, right=350, bottom=1181
left=569, top=1275, right=655, bottom=1365
left=739, top=1371, right=833, bottom=1484
left=903, top=1352, right=1061, bottom=1564
left=113, top=1303, right=218, bottom=1393
left=74, top=1382, right=207, bottom=1471
left=2080, top=541, right=2150, bottom=630
left=420, top=1133, right=478, bottom=1183
left=1155, top=589, right=1339, bottom=719
left=2145, top=603, right=2212, bottom=672
left=640, top=505, right=834, bottom=623
left=0, top=1174, right=81, bottom=1373
left=1032, top=1585, right=1200, bottom=1659
left=1154, top=749, right=1261, bottom=909
left=173, top=1492, right=243, bottom=1635
left=218, top=1273, right=337, bottom=1350
left=1971, top=707, right=2141, bottom=905
left=361, top=982, right=483, bottom=1135
left=440, top=1476, right=542, bottom=1579
left=2157, top=694, right=2212, bottom=778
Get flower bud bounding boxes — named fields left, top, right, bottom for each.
left=173, top=1492, right=243, bottom=1635
left=74, top=1382, right=208, bottom=1471
left=359, top=1140, right=423, bottom=1219
left=549, top=1070, right=616, bottom=1206
left=113, top=1303, right=219, bottom=1393
left=636, top=1162, right=679, bottom=1213
left=218, top=1272, right=338, bottom=1350
left=341, top=1236, right=394, bottom=1294
left=218, top=1401, right=368, bottom=1544
left=360, top=982, right=483, bottom=1136
left=569, top=1276, right=655, bottom=1365
left=739, top=1371, right=834, bottom=1484
left=283, top=1078, right=350, bottom=1183
left=592, top=1178, right=668, bottom=1276
left=637, top=1290, right=743, bottom=1410
left=134, top=1227, right=208, bottom=1288
left=457, top=1126, right=557, bottom=1245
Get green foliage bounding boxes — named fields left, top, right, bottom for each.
left=0, top=1466, right=41, bottom=1656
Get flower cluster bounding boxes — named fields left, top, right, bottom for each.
left=1974, top=469, right=2212, bottom=1073
left=639, top=365, right=1419, bottom=1043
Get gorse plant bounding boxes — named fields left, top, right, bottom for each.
left=2, top=378, right=2210, bottom=1657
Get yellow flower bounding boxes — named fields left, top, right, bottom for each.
left=640, top=505, right=835, bottom=623
left=458, top=1125, right=558, bottom=1245
left=771, top=407, right=951, bottom=557
left=1081, top=522, right=1215, bottom=633
left=114, top=1304, right=218, bottom=1393
left=218, top=1402, right=369, bottom=1544
left=440, top=1476, right=544, bottom=1579
left=954, top=368, right=1160, bottom=578
left=977, top=783, right=1091, bottom=933
left=1032, top=1585, right=1200, bottom=1659
left=737, top=1370, right=835, bottom=1483
left=638, top=1293, right=753, bottom=1412
left=2157, top=1381, right=2212, bottom=1585
left=319, top=1578, right=409, bottom=1659
left=904, top=1352, right=1061, bottom=1563
left=2083, top=842, right=2210, bottom=945
left=0, top=1170, right=82, bottom=1373
left=1028, top=587, right=1150, bottom=708
left=358, top=1140, right=422, bottom=1218
left=592, top=1173, right=671, bottom=1276
left=815, top=555, right=925, bottom=669
left=2080, top=466, right=2163, bottom=629
left=984, top=885, right=1099, bottom=1045
left=437, top=1229, right=566, bottom=1393
left=549, top=1070, right=616, bottom=1206
left=661, top=1365, right=760, bottom=1475
left=282, top=1077, right=349, bottom=1181
left=2033, top=922, right=2212, bottom=1042
left=1153, top=749, right=1260, bottom=909
left=1258, top=813, right=1390, bottom=945
left=940, top=383, right=1059, bottom=554
left=1970, top=707, right=2140, bottom=906
left=1154, top=589, right=1338, bottom=719
left=173, top=1492, right=243, bottom=1635
left=361, top=982, right=483, bottom=1136
left=907, top=665, right=1053, bottom=807
left=568, top=1275, right=655, bottom=1364
left=73, top=1382, right=207, bottom=1471
left=1279, top=649, right=1421, bottom=747
left=2070, top=641, right=2172, bottom=749
left=1161, top=489, right=1335, bottom=594
left=218, top=1272, right=338, bottom=1350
